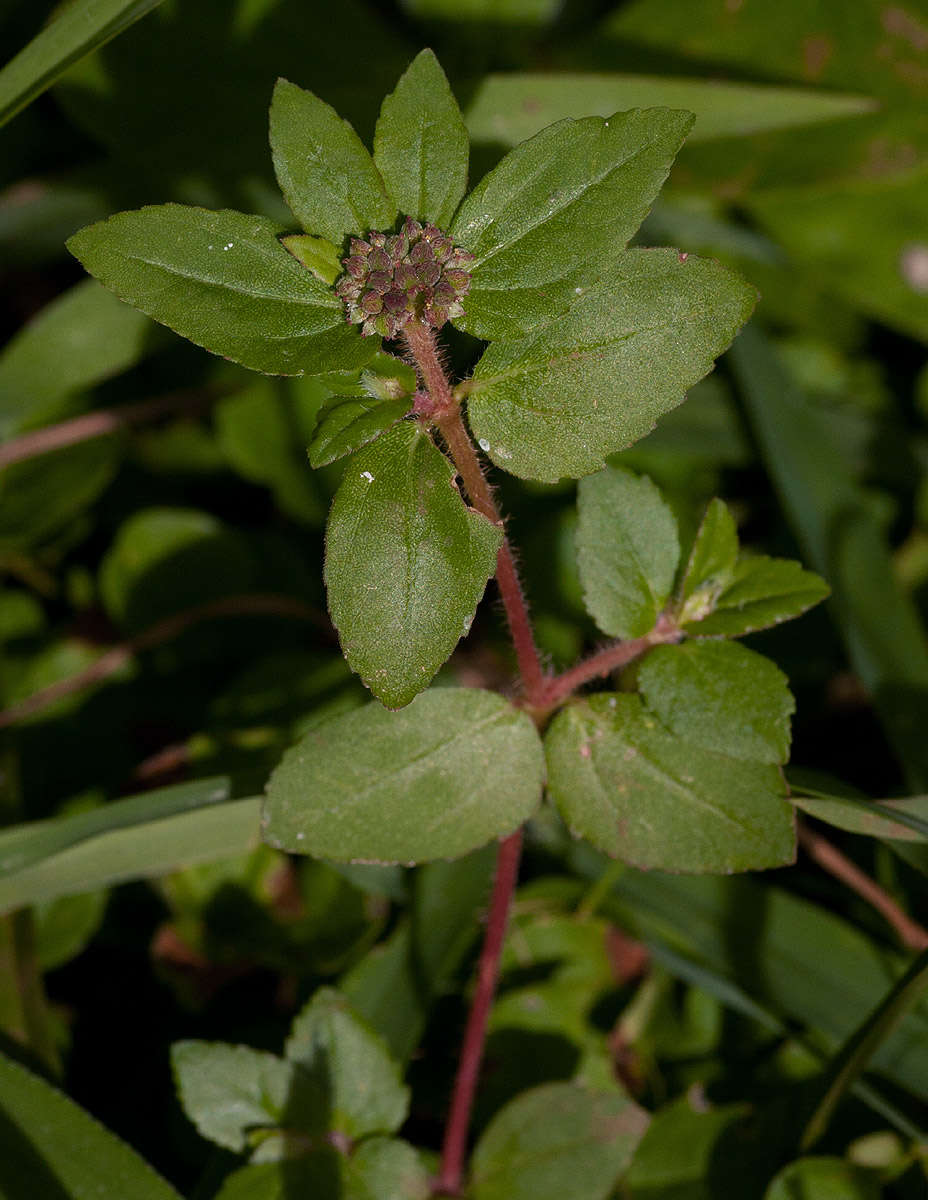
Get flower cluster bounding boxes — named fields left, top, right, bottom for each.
left=335, top=217, right=475, bottom=339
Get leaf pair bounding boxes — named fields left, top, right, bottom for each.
left=576, top=467, right=829, bottom=641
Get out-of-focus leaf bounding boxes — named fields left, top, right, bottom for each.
left=0, top=792, right=260, bottom=914
left=765, top=1157, right=881, bottom=1199
left=34, top=889, right=107, bottom=970
left=623, top=1096, right=751, bottom=1198
left=284, top=987, right=408, bottom=1139
left=263, top=689, right=543, bottom=864
left=0, top=279, right=155, bottom=439
left=99, top=506, right=256, bottom=631
left=465, top=73, right=875, bottom=149
left=402, top=0, right=560, bottom=23
left=470, top=1081, right=649, bottom=1200
left=791, top=790, right=928, bottom=843
left=802, top=947, right=928, bottom=1149
left=0, top=0, right=166, bottom=126
left=575, top=466, right=679, bottom=638
left=0, top=1048, right=183, bottom=1198
left=730, top=326, right=928, bottom=788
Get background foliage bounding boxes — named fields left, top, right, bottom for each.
left=1, top=0, right=928, bottom=1197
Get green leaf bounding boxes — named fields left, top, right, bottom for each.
left=405, top=0, right=559, bottom=22
left=0, top=0, right=166, bottom=127
left=0, top=792, right=261, bottom=915
left=324, top=422, right=502, bottom=707
left=451, top=109, right=694, bottom=340
left=270, top=78, right=395, bottom=246
left=99, top=506, right=255, bottom=632
left=624, top=1096, right=751, bottom=1198
left=263, top=688, right=544, bottom=864
left=284, top=988, right=408, bottom=1139
left=309, top=396, right=411, bottom=467
left=545, top=694, right=795, bottom=872
left=465, top=74, right=876, bottom=150
left=685, top=554, right=831, bottom=637
left=280, top=233, right=343, bottom=284
left=637, top=641, right=794, bottom=764
left=34, top=889, right=108, bottom=970
left=470, top=1082, right=649, bottom=1200
left=791, top=790, right=928, bottom=843
left=676, top=498, right=739, bottom=625
left=342, top=1138, right=431, bottom=1199
left=67, top=205, right=376, bottom=377
left=0, top=279, right=155, bottom=440
left=0, top=1048, right=182, bottom=1198
left=467, top=249, right=756, bottom=482
left=170, top=1041, right=304, bottom=1153
left=576, top=466, right=680, bottom=638
left=766, top=1158, right=881, bottom=1200
left=802, top=946, right=928, bottom=1150
left=730, top=327, right=928, bottom=788
left=373, top=49, right=469, bottom=229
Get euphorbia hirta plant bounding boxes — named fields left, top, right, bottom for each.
left=67, top=46, right=828, bottom=876
left=67, top=46, right=829, bottom=1197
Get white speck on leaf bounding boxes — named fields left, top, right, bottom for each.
left=223, top=242, right=234, bottom=250
left=360, top=470, right=374, bottom=482
left=478, top=438, right=490, bottom=452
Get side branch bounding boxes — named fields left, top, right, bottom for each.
left=798, top=822, right=928, bottom=952
left=539, top=612, right=682, bottom=710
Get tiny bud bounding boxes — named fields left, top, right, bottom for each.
left=368, top=248, right=391, bottom=272
left=344, top=255, right=367, bottom=278
left=395, top=263, right=419, bottom=290
left=369, top=231, right=387, bottom=248
left=367, top=270, right=392, bottom=293
left=383, top=289, right=409, bottom=314
left=416, top=260, right=441, bottom=287
left=360, top=291, right=383, bottom=314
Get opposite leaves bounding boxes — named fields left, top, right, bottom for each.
left=263, top=688, right=544, bottom=864
left=324, top=422, right=502, bottom=708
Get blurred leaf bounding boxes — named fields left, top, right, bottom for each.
left=731, top=326, right=928, bottom=789
left=413, top=843, right=496, bottom=993
left=683, top=555, right=830, bottom=638
left=340, top=923, right=425, bottom=1063
left=308, top=395, right=410, bottom=468
left=766, top=1157, right=881, bottom=1199
left=68, top=205, right=377, bottom=376
left=215, top=379, right=329, bottom=524
left=0, top=439, right=120, bottom=552
left=546, top=693, right=795, bottom=872
left=373, top=49, right=469, bottom=229
left=470, top=1081, right=649, bottom=1200
left=802, top=947, right=928, bottom=1149
left=99, top=507, right=256, bottom=631
left=324, top=422, right=502, bottom=708
left=33, top=888, right=107, bottom=970
left=171, top=1041, right=307, bottom=1152
left=452, top=108, right=694, bottom=340
left=284, top=987, right=408, bottom=1139
left=263, top=688, right=543, bottom=864
left=270, top=78, right=394, bottom=244
left=403, top=0, right=560, bottom=23
left=465, top=74, right=875, bottom=148
left=576, top=466, right=680, bottom=638
left=341, top=1137, right=431, bottom=1199
left=468, top=250, right=755, bottom=482
left=624, top=1096, right=751, bottom=1198
left=607, top=0, right=928, bottom=104
left=748, top=170, right=928, bottom=343
left=0, top=279, right=154, bottom=439
left=0, top=590, right=44, bottom=642
left=0, top=0, right=166, bottom=126
left=0, top=793, right=261, bottom=914
left=638, top=641, right=794, bottom=764
left=791, top=790, right=928, bottom=843
left=0, top=1048, right=182, bottom=1198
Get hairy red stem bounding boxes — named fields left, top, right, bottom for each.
left=436, top=829, right=523, bottom=1196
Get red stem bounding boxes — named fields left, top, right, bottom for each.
left=436, top=829, right=523, bottom=1196
left=538, top=612, right=682, bottom=710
